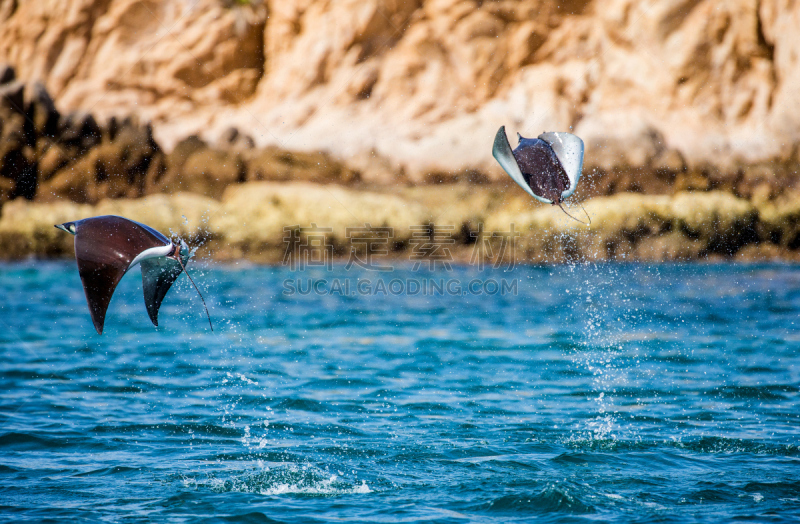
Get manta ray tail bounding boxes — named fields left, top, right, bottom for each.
left=174, top=255, right=214, bottom=332
left=556, top=202, right=592, bottom=226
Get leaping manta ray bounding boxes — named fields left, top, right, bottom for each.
left=492, top=126, right=589, bottom=224
left=56, top=216, right=213, bottom=334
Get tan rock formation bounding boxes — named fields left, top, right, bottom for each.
left=1, top=0, right=798, bottom=189
left=0, top=73, right=366, bottom=206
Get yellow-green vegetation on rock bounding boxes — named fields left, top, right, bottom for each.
left=0, top=199, right=93, bottom=257
left=0, top=193, right=218, bottom=258
left=398, top=184, right=527, bottom=242
left=212, top=182, right=428, bottom=261
left=93, top=193, right=220, bottom=240
left=752, top=191, right=800, bottom=250
left=483, top=191, right=761, bottom=263
left=0, top=184, right=798, bottom=263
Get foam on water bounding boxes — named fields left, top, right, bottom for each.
left=197, top=463, right=372, bottom=496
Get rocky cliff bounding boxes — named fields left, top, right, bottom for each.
left=0, top=69, right=358, bottom=205
left=1, top=0, right=799, bottom=195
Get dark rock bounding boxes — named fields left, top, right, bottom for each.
left=37, top=158, right=94, bottom=203
left=0, top=64, right=15, bottom=85
left=143, top=135, right=208, bottom=194
left=24, top=82, right=59, bottom=138
left=0, top=146, right=37, bottom=200
left=39, top=119, right=164, bottom=203
left=143, top=151, right=168, bottom=192
left=0, top=176, right=13, bottom=201
left=0, top=112, right=25, bottom=154
left=220, top=126, right=239, bottom=144
left=167, top=135, right=208, bottom=170
left=58, top=111, right=102, bottom=153
left=37, top=142, right=71, bottom=181
left=219, top=126, right=255, bottom=150
left=424, top=169, right=488, bottom=185
left=246, top=146, right=359, bottom=184
left=240, top=134, right=255, bottom=149
left=9, top=146, right=37, bottom=200
left=0, top=111, right=37, bottom=201
left=0, top=80, right=24, bottom=114
left=107, top=115, right=119, bottom=141
left=157, top=148, right=246, bottom=198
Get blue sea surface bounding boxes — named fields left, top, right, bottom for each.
left=1, top=262, right=799, bottom=522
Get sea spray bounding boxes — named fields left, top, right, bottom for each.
left=564, top=262, right=661, bottom=446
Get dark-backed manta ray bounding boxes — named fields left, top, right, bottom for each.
left=492, top=126, right=588, bottom=223
left=55, top=215, right=212, bottom=334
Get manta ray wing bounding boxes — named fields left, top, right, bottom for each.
left=493, top=126, right=552, bottom=204
left=72, top=216, right=172, bottom=334
left=140, top=242, right=191, bottom=327
left=76, top=252, right=127, bottom=335
left=538, top=132, right=584, bottom=200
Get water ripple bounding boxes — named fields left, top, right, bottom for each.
left=1, top=263, right=800, bottom=522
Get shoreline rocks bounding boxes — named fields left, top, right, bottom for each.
left=0, top=65, right=798, bottom=264
left=2, top=183, right=798, bottom=263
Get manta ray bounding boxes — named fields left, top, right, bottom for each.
left=56, top=215, right=212, bottom=334
left=492, top=126, right=589, bottom=223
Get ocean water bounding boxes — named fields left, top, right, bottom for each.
left=1, top=261, right=799, bottom=522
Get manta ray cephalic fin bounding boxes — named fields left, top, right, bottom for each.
left=140, top=241, right=192, bottom=327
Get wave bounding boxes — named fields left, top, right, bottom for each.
left=0, top=432, right=75, bottom=450
left=561, top=434, right=800, bottom=457
left=706, top=385, right=799, bottom=401
left=474, top=483, right=595, bottom=515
